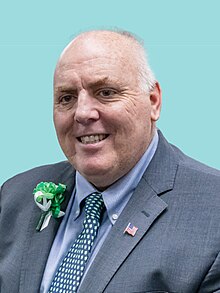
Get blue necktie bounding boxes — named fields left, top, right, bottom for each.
left=49, top=192, right=104, bottom=293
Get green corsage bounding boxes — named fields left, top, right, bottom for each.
left=33, top=182, right=66, bottom=231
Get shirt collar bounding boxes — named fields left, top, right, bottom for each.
left=73, top=131, right=159, bottom=223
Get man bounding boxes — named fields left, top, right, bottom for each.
left=0, top=30, right=220, bottom=293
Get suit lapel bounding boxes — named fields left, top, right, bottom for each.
left=19, top=164, right=76, bottom=293
left=79, top=131, right=179, bottom=293
left=79, top=180, right=168, bottom=293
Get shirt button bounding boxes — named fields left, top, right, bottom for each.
left=112, top=214, right=118, bottom=221
left=75, top=210, right=80, bottom=217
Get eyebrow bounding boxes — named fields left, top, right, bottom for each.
left=87, top=77, right=118, bottom=87
left=54, top=77, right=121, bottom=93
left=54, top=87, right=77, bottom=94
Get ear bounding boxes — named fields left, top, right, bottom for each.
left=150, top=82, right=162, bottom=121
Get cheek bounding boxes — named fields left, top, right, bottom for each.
left=123, top=103, right=150, bottom=132
left=55, top=118, right=76, bottom=158
left=54, top=116, right=75, bottom=156
left=120, top=95, right=151, bottom=120
left=54, top=112, right=71, bottom=136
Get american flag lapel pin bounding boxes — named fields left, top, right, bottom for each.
left=124, top=222, right=138, bottom=237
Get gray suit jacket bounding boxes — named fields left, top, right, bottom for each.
left=1, top=131, right=220, bottom=293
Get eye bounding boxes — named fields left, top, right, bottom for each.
left=59, top=94, right=75, bottom=104
left=98, top=89, right=116, bottom=97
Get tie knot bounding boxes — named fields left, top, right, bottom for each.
left=85, top=192, right=104, bottom=220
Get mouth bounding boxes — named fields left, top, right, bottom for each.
left=77, top=134, right=109, bottom=144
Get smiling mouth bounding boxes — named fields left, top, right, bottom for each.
left=77, top=134, right=108, bottom=144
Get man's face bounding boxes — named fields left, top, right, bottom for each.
left=54, top=33, right=161, bottom=190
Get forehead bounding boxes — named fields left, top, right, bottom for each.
left=54, top=60, right=137, bottom=94
left=54, top=36, right=139, bottom=87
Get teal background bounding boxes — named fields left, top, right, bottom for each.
left=1, top=0, right=220, bottom=185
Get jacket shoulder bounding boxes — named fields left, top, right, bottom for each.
left=2, top=161, right=74, bottom=188
left=170, top=144, right=220, bottom=193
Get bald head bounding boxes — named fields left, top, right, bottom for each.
left=53, top=29, right=161, bottom=189
left=55, top=30, right=156, bottom=93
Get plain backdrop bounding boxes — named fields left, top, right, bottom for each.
left=1, top=0, right=220, bottom=185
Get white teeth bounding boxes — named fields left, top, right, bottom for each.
left=80, top=134, right=107, bottom=144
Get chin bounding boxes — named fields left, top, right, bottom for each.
left=79, top=163, right=114, bottom=183
left=75, top=157, right=110, bottom=173
left=80, top=165, right=109, bottom=177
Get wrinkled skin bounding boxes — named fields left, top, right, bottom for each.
left=54, top=31, right=162, bottom=190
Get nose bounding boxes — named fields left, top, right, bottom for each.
left=74, top=91, right=100, bottom=125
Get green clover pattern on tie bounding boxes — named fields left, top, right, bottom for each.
left=48, top=192, right=104, bottom=293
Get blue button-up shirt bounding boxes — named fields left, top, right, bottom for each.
left=40, top=131, right=158, bottom=292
